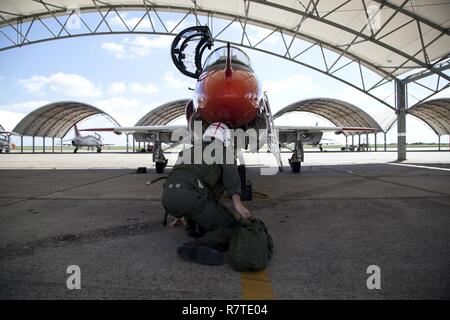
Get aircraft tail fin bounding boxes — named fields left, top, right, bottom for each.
left=74, top=124, right=81, bottom=138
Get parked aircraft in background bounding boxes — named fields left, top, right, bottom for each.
left=63, top=124, right=112, bottom=153
left=83, top=26, right=376, bottom=173
left=0, top=126, right=16, bottom=153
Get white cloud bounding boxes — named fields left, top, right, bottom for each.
left=263, top=74, right=316, bottom=95
left=101, top=42, right=127, bottom=59
left=18, top=75, right=47, bottom=93
left=107, top=82, right=127, bottom=96
left=247, top=25, right=279, bottom=46
left=0, top=110, right=30, bottom=131
left=109, top=13, right=186, bottom=34
left=107, top=82, right=159, bottom=95
left=335, top=86, right=394, bottom=107
left=163, top=71, right=190, bottom=89
left=18, top=73, right=102, bottom=98
left=94, top=97, right=160, bottom=126
left=165, top=20, right=186, bottom=33
left=101, top=35, right=172, bottom=59
left=129, top=83, right=159, bottom=94
left=0, top=100, right=50, bottom=114
left=109, top=13, right=153, bottom=30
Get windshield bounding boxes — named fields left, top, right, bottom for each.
left=203, top=46, right=251, bottom=69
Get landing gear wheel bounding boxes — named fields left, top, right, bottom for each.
left=97, top=147, right=101, bottom=153
left=289, top=160, right=301, bottom=173
left=155, top=160, right=168, bottom=174
left=73, top=148, right=78, bottom=153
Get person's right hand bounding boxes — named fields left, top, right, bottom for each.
left=235, top=203, right=251, bottom=219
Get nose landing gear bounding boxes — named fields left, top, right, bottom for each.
left=289, top=138, right=304, bottom=173
left=153, top=137, right=168, bottom=174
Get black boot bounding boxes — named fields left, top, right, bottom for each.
left=177, top=241, right=224, bottom=265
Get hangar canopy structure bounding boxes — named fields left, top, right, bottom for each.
left=274, top=97, right=385, bottom=150
left=135, top=99, right=189, bottom=126
left=407, top=98, right=450, bottom=137
left=0, top=0, right=449, bottom=159
left=13, top=101, right=120, bottom=152
left=384, top=98, right=450, bottom=149
left=274, top=98, right=382, bottom=131
left=131, top=99, right=189, bottom=147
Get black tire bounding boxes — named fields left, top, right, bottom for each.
left=97, top=148, right=101, bottom=153
left=155, top=161, right=166, bottom=174
left=73, top=148, right=78, bottom=153
left=290, top=161, right=301, bottom=173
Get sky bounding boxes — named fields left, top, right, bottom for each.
left=0, top=11, right=448, bottom=147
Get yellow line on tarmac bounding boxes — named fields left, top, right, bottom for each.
left=241, top=268, right=275, bottom=300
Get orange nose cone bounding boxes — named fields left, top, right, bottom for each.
left=197, top=69, right=260, bottom=127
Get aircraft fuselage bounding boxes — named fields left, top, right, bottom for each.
left=194, top=62, right=261, bottom=128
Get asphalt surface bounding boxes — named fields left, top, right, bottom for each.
left=0, top=162, right=449, bottom=299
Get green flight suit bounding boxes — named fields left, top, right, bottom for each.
left=162, top=144, right=242, bottom=250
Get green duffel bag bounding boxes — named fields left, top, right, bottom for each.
left=229, top=217, right=274, bottom=271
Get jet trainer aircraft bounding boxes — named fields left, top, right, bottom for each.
left=63, top=124, right=112, bottom=153
left=85, top=26, right=376, bottom=173
left=0, top=125, right=16, bottom=153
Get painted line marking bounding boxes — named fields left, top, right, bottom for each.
left=241, top=268, right=274, bottom=300
left=388, top=163, right=450, bottom=171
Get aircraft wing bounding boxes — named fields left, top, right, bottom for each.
left=78, top=125, right=187, bottom=135
left=79, top=126, right=190, bottom=146
left=274, top=125, right=378, bottom=134
left=275, top=125, right=379, bottom=146
left=113, top=125, right=187, bottom=135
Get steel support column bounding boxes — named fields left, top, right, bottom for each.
left=42, top=137, right=45, bottom=153
left=438, top=135, right=441, bottom=151
left=374, top=133, right=377, bottom=151
left=396, top=80, right=407, bottom=161
left=133, top=137, right=135, bottom=153
left=384, top=132, right=387, bottom=151
left=20, top=135, right=23, bottom=153
left=126, top=134, right=129, bottom=153
left=52, top=137, right=55, bottom=153
left=352, top=134, right=354, bottom=146
left=60, top=138, right=63, bottom=152
left=32, top=136, right=35, bottom=153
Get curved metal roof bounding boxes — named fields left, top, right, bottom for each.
left=407, top=98, right=450, bottom=136
left=13, top=101, right=120, bottom=138
left=135, top=99, right=190, bottom=126
left=274, top=98, right=382, bottom=133
left=0, top=0, right=449, bottom=80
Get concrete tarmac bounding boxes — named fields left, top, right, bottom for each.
left=0, top=154, right=449, bottom=299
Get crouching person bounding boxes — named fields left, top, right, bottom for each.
left=162, top=122, right=252, bottom=266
